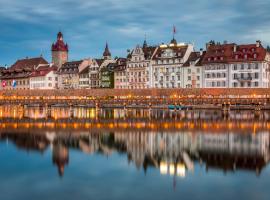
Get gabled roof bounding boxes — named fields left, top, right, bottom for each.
left=10, top=57, right=48, bottom=70
left=202, top=42, right=267, bottom=64
left=30, top=64, right=58, bottom=77
left=79, top=65, right=89, bottom=74
left=183, top=51, right=206, bottom=67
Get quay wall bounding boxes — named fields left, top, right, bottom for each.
left=1, top=88, right=270, bottom=98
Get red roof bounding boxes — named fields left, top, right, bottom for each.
left=10, top=57, right=48, bottom=70
left=51, top=32, right=69, bottom=52
left=202, top=42, right=267, bottom=64
left=30, top=65, right=58, bottom=77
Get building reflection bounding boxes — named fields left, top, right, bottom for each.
left=0, top=126, right=269, bottom=178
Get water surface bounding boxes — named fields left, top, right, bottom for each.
left=0, top=106, right=269, bottom=200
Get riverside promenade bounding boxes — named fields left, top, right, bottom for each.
left=1, top=88, right=270, bottom=110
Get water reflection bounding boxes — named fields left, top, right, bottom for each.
left=0, top=107, right=269, bottom=179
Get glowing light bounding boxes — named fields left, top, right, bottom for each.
left=177, top=164, right=186, bottom=177
left=160, top=162, right=168, bottom=175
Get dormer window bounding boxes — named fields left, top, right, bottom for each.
left=254, top=54, right=257, bottom=59
left=252, top=48, right=255, bottom=52
left=208, top=57, right=211, bottom=61
left=243, top=49, right=246, bottom=53
left=220, top=57, right=224, bottom=61
left=244, top=54, right=248, bottom=59
left=235, top=55, right=239, bottom=59
left=214, top=57, right=217, bottom=61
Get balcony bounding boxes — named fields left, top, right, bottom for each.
left=235, top=76, right=253, bottom=81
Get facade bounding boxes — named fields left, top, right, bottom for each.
left=114, top=58, right=127, bottom=89
left=79, top=63, right=91, bottom=89
left=151, top=38, right=194, bottom=88
left=29, top=64, right=58, bottom=89
left=58, top=59, right=91, bottom=89
left=89, top=59, right=104, bottom=88
left=100, top=61, right=116, bottom=88
left=202, top=41, right=270, bottom=88
left=182, top=51, right=205, bottom=88
left=0, top=57, right=48, bottom=90
left=52, top=32, right=69, bottom=69
left=126, top=41, right=157, bottom=89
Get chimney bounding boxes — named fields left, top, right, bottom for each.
left=233, top=44, right=237, bottom=52
left=206, top=43, right=210, bottom=50
left=256, top=40, right=261, bottom=48
left=200, top=48, right=203, bottom=56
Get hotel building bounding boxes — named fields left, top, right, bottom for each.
left=202, top=41, right=270, bottom=88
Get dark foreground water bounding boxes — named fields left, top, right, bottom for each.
left=0, top=106, right=270, bottom=200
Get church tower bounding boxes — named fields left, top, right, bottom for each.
left=52, top=32, right=68, bottom=68
left=102, top=42, right=112, bottom=60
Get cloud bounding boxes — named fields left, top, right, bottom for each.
left=0, top=0, right=270, bottom=65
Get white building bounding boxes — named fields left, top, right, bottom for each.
left=182, top=51, right=205, bottom=88
left=202, top=41, right=270, bottom=88
left=30, top=64, right=58, bottom=89
left=151, top=39, right=194, bottom=88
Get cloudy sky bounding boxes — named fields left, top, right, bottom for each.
left=0, top=0, right=269, bottom=65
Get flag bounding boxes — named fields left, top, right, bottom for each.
left=2, top=80, right=6, bottom=88
left=173, top=26, right=176, bottom=34
left=12, top=80, right=16, bottom=88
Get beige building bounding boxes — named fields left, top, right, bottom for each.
left=126, top=41, right=157, bottom=89
left=58, top=59, right=91, bottom=89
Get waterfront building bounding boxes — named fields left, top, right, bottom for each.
left=89, top=59, right=104, bottom=88
left=126, top=41, right=157, bottom=89
left=0, top=57, right=48, bottom=90
left=151, top=38, right=194, bottom=88
left=30, top=64, right=58, bottom=89
left=182, top=51, right=205, bottom=88
left=100, top=61, right=116, bottom=88
left=114, top=58, right=127, bottom=89
left=202, top=40, right=270, bottom=88
left=58, top=59, right=91, bottom=89
left=99, top=43, right=116, bottom=88
left=52, top=32, right=69, bottom=69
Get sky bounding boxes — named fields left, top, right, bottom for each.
left=0, top=0, right=270, bottom=66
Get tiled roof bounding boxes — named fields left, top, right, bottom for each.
left=183, top=51, right=206, bottom=67
left=152, top=45, right=188, bottom=60
left=79, top=66, right=89, bottom=74
left=95, top=59, right=104, bottom=66
left=58, top=60, right=82, bottom=74
left=202, top=42, right=267, bottom=64
left=10, top=57, right=48, bottom=70
left=30, top=65, right=58, bottom=77
left=114, top=58, right=127, bottom=71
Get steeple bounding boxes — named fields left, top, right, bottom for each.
left=103, top=42, right=112, bottom=60
left=170, top=26, right=177, bottom=45
left=143, top=34, right=148, bottom=49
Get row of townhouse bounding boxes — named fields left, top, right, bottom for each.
left=1, top=31, right=270, bottom=90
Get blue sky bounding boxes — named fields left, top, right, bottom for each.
left=0, top=0, right=270, bottom=66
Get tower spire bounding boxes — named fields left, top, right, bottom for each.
left=103, top=42, right=111, bottom=60
left=143, top=34, right=148, bottom=49
left=171, top=25, right=177, bottom=45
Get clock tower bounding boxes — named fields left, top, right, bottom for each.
left=51, top=32, right=69, bottom=68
